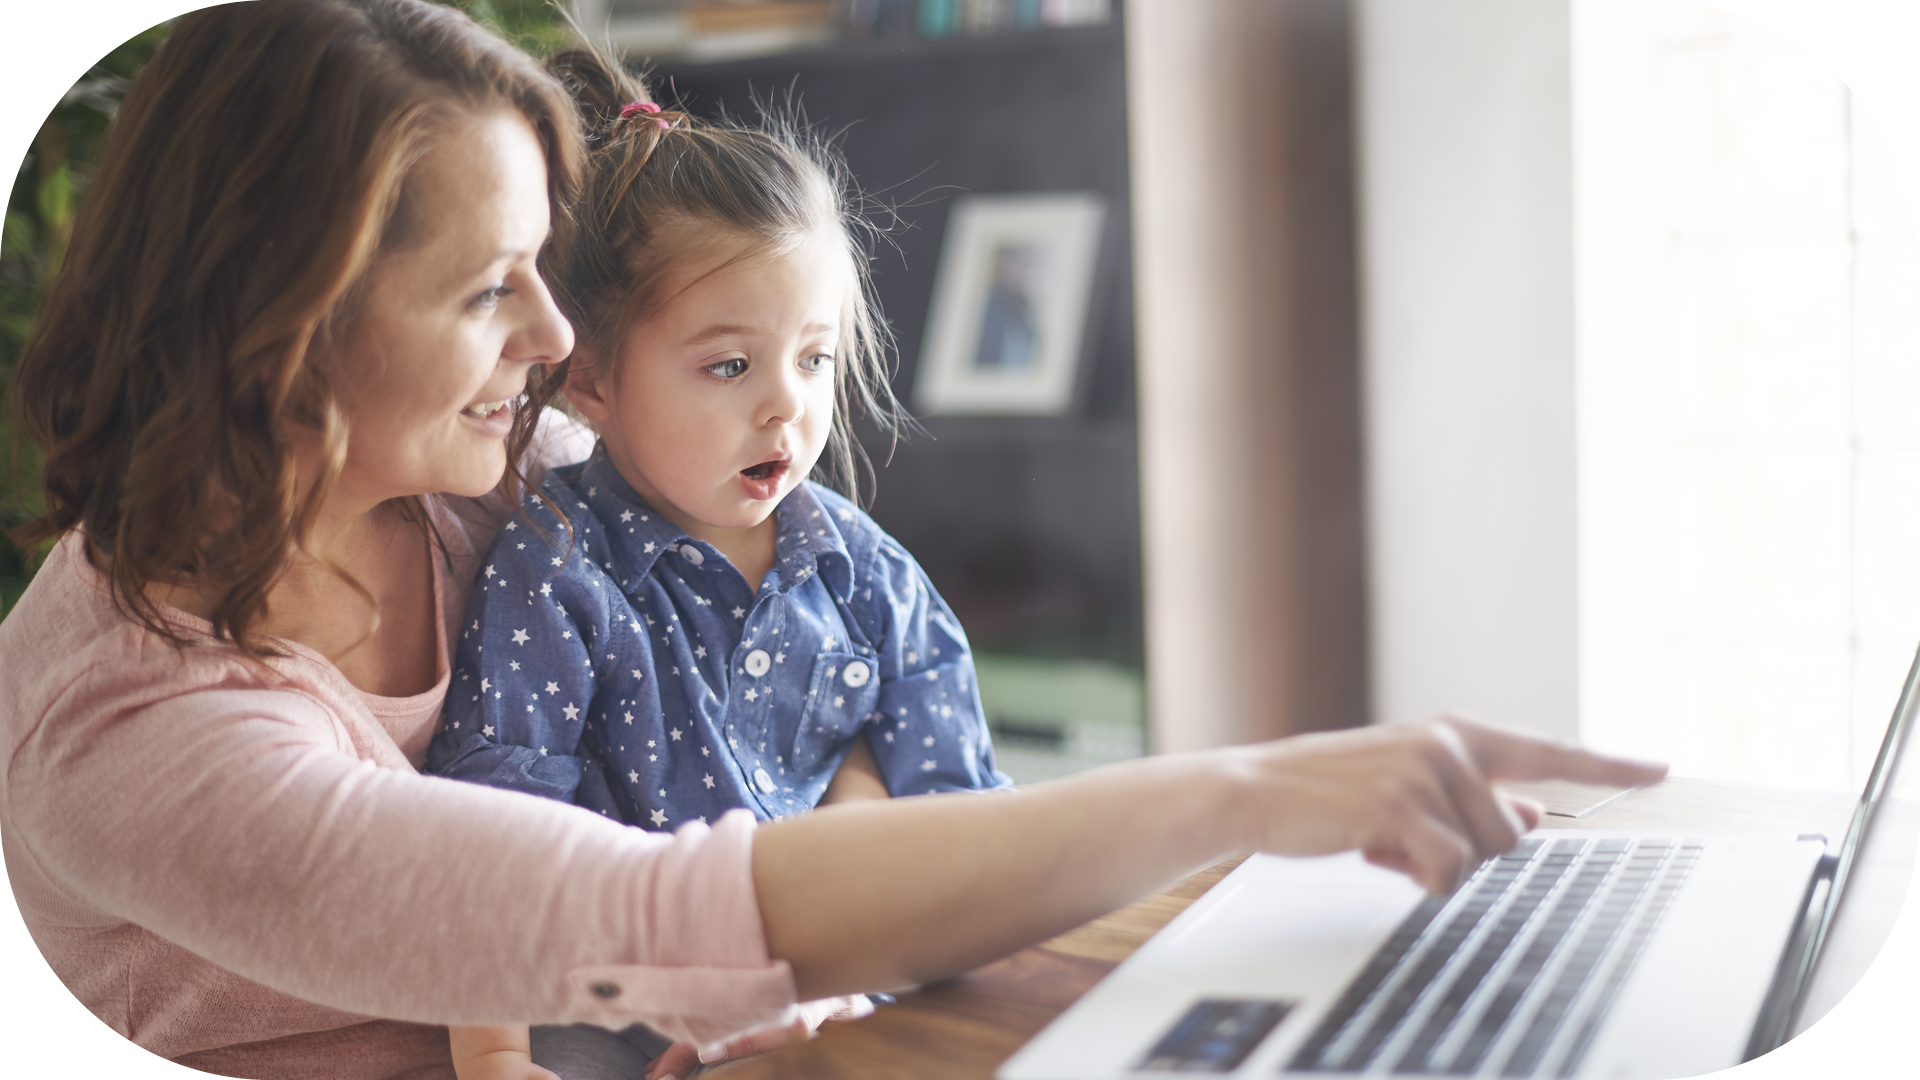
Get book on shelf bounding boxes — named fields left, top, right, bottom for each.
left=585, top=0, right=1111, bottom=60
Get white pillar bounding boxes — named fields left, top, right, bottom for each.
left=1356, top=0, right=1580, bottom=738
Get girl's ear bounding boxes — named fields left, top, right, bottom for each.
left=563, top=351, right=616, bottom=425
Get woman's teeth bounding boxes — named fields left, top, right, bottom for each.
left=464, top=400, right=509, bottom=419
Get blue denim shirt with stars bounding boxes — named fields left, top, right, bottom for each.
left=424, top=445, right=1011, bottom=829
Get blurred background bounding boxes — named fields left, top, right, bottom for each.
left=6, top=0, right=1918, bottom=794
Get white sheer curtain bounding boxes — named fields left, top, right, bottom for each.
left=1575, top=0, right=1920, bottom=791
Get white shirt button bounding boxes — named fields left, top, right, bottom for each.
left=753, top=768, right=775, bottom=793
left=842, top=660, right=871, bottom=688
left=679, top=545, right=704, bottom=566
left=744, top=649, right=771, bottom=677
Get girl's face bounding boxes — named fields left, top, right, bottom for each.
left=566, top=227, right=847, bottom=540
left=326, top=109, right=574, bottom=506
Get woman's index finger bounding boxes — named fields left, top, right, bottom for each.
left=1440, top=713, right=1669, bottom=788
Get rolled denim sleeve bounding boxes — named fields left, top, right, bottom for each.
left=861, top=542, right=1012, bottom=795
left=428, top=511, right=606, bottom=804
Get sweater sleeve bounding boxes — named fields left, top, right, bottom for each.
left=4, top=642, right=796, bottom=1048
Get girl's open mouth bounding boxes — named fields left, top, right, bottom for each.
left=740, top=457, right=790, bottom=500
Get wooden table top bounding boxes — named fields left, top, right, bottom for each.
left=707, top=776, right=1889, bottom=1079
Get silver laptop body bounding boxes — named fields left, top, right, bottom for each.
left=1000, top=643, right=1920, bottom=1080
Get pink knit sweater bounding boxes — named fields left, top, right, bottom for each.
left=0, top=447, right=797, bottom=1079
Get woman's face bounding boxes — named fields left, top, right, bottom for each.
left=327, top=109, right=573, bottom=506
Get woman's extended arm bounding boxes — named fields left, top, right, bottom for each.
left=754, top=714, right=1666, bottom=1000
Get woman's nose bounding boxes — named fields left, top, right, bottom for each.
left=511, top=273, right=575, bottom=367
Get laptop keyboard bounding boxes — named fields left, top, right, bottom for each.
left=1286, top=837, right=1703, bottom=1077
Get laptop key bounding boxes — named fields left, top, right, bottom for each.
left=1394, top=854, right=1579, bottom=1072
left=1442, top=848, right=1621, bottom=1075
left=1495, top=847, right=1648, bottom=1076
left=1549, top=848, right=1701, bottom=1078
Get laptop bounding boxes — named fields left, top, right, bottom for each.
left=1000, top=642, right=1920, bottom=1079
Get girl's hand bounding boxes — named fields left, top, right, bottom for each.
left=448, top=1025, right=557, bottom=1080
left=452, top=1050, right=561, bottom=1080
left=643, top=995, right=875, bottom=1078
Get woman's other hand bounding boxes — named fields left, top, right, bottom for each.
left=643, top=995, right=874, bottom=1079
left=448, top=1025, right=560, bottom=1080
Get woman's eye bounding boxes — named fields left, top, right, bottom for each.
left=471, top=285, right=512, bottom=311
left=800, top=353, right=835, bottom=374
left=704, top=357, right=748, bottom=379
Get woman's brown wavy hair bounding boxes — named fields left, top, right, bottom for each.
left=7, top=0, right=583, bottom=657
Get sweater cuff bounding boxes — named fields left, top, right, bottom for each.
left=559, top=809, right=797, bottom=1045
left=562, top=960, right=799, bottom=1046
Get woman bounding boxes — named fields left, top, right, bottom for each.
left=0, top=3, right=1663, bottom=1078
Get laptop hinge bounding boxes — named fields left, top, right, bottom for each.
left=1744, top=849, right=1838, bottom=1060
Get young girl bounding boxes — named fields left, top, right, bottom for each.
left=423, top=47, right=1010, bottom=1080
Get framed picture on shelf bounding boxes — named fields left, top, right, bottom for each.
left=913, top=191, right=1107, bottom=417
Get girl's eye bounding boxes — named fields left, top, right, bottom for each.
left=704, top=357, right=748, bottom=379
left=800, top=353, right=835, bottom=374
left=471, top=285, right=512, bottom=311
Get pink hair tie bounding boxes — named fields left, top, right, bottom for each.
left=620, top=100, right=671, bottom=130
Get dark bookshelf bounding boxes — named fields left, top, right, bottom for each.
left=642, top=20, right=1141, bottom=666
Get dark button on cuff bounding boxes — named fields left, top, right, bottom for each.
left=591, top=981, right=622, bottom=999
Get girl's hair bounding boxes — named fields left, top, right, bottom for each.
left=539, top=45, right=903, bottom=502
left=8, top=0, right=583, bottom=657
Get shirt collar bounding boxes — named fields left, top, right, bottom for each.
left=570, top=448, right=685, bottom=586
left=570, top=444, right=853, bottom=600
left=769, top=482, right=855, bottom=601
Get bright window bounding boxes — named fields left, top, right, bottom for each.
left=1574, top=1, right=1920, bottom=790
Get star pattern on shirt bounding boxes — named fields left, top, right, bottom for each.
left=428, top=464, right=1005, bottom=839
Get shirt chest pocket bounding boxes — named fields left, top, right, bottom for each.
left=783, top=651, right=882, bottom=777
